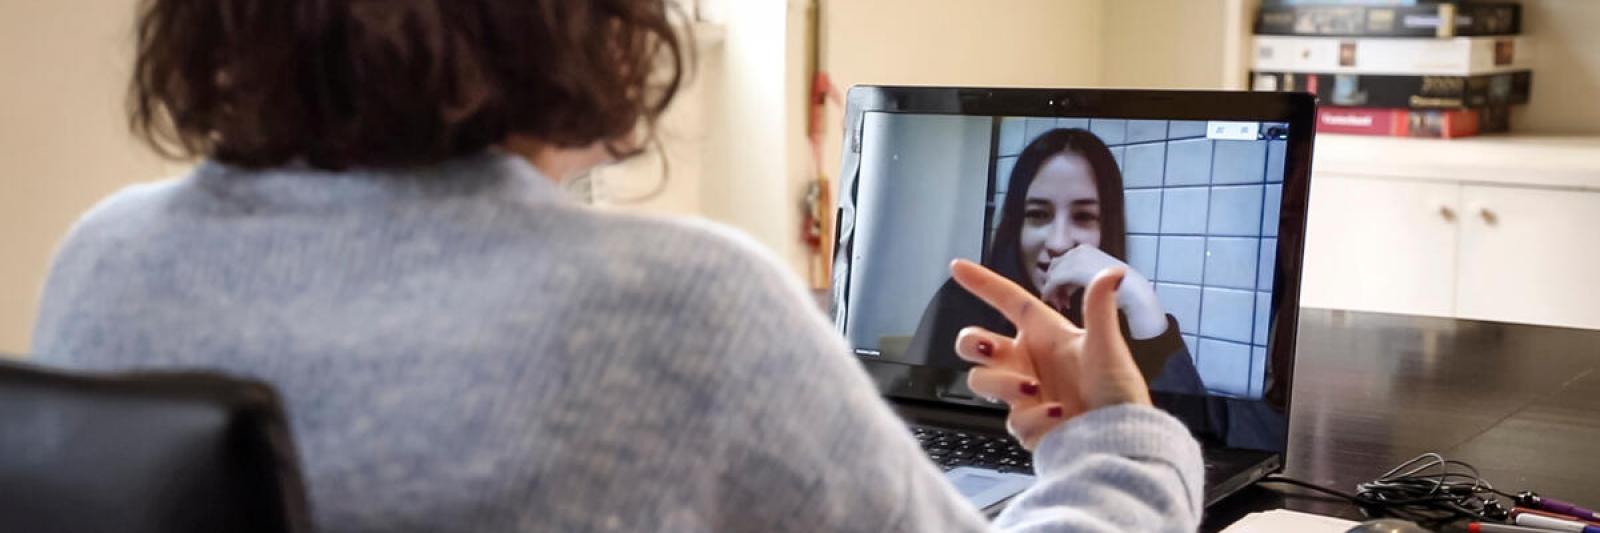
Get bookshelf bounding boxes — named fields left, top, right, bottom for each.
left=1301, top=134, right=1600, bottom=329
left=1108, top=1, right=1599, bottom=135
left=1189, top=1, right=1600, bottom=329
left=1313, top=133, right=1600, bottom=190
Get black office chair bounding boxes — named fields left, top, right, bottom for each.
left=0, top=358, right=311, bottom=533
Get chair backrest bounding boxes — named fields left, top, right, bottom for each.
left=0, top=359, right=311, bottom=533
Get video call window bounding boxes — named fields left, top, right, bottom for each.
left=843, top=114, right=1289, bottom=400
left=992, top=118, right=1286, bottom=398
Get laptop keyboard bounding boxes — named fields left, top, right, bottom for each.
left=915, top=426, right=1227, bottom=477
left=911, top=426, right=1033, bottom=473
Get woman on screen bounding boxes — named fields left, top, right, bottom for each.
left=909, top=128, right=1206, bottom=395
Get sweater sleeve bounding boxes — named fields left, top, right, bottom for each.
left=992, top=405, right=1206, bottom=532
left=690, top=224, right=1204, bottom=533
left=1127, top=315, right=1210, bottom=397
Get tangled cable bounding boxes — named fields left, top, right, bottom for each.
left=1262, top=453, right=1515, bottom=524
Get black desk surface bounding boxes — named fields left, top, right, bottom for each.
left=1203, top=308, right=1600, bottom=532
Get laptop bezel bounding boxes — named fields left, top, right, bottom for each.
left=829, top=86, right=1318, bottom=461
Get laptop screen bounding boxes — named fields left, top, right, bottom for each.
left=835, top=108, right=1299, bottom=452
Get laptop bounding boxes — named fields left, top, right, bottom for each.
left=828, top=87, right=1317, bottom=512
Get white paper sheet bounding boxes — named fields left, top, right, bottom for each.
left=1222, top=509, right=1358, bottom=533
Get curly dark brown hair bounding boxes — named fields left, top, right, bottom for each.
left=129, top=0, right=685, bottom=170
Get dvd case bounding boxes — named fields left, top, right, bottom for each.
left=1252, top=71, right=1531, bottom=109
left=1253, top=36, right=1532, bottom=75
left=1256, top=3, right=1520, bottom=38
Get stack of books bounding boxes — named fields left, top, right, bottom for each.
left=1250, top=0, right=1531, bottom=139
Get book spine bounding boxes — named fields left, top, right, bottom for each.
left=1251, top=71, right=1532, bottom=109
left=1316, top=107, right=1503, bottom=139
left=1255, top=4, right=1521, bottom=38
left=1477, top=106, right=1512, bottom=133
left=1264, top=0, right=1454, bottom=6
left=1252, top=36, right=1531, bottom=76
left=1317, top=107, right=1401, bottom=136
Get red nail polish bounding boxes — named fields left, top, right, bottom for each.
left=1047, top=406, right=1064, bottom=418
left=976, top=341, right=994, bottom=357
left=1020, top=382, right=1039, bottom=396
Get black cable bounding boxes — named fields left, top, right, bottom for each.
left=1257, top=453, right=1515, bottom=525
left=1259, top=476, right=1439, bottom=524
left=1259, top=475, right=1361, bottom=503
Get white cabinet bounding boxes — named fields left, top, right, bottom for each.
left=1457, top=185, right=1600, bottom=330
left=1301, top=175, right=1459, bottom=318
left=1301, top=134, right=1600, bottom=331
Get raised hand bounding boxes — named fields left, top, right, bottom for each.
left=949, top=259, right=1152, bottom=450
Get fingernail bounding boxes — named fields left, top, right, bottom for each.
left=1114, top=276, right=1124, bottom=291
left=1020, top=381, right=1039, bottom=396
left=1047, top=406, right=1064, bottom=418
left=976, top=341, right=994, bottom=357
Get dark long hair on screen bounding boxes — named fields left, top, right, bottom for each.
left=985, top=128, right=1127, bottom=294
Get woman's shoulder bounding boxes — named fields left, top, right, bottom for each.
left=578, top=211, right=809, bottom=299
left=547, top=211, right=837, bottom=365
left=57, top=178, right=190, bottom=249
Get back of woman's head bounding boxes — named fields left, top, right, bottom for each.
left=130, top=0, right=684, bottom=170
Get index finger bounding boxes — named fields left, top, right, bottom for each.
left=950, top=259, right=1074, bottom=333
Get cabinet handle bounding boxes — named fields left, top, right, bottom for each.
left=1480, top=208, right=1498, bottom=226
left=1439, top=205, right=1457, bottom=222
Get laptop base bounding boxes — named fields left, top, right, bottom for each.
left=892, top=398, right=1283, bottom=510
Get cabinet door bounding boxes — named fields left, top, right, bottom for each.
left=1300, top=175, right=1460, bottom=317
left=1457, top=186, right=1600, bottom=330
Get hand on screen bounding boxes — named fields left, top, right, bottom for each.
left=1040, top=245, right=1169, bottom=340
left=949, top=259, right=1153, bottom=450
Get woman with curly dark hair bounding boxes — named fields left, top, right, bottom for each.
left=32, top=1, right=1204, bottom=531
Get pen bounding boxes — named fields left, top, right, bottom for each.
left=1471, top=523, right=1579, bottom=533
left=1513, top=511, right=1600, bottom=533
left=1514, top=507, right=1600, bottom=527
left=1522, top=492, right=1600, bottom=523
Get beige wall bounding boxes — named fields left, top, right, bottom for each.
left=822, top=0, right=1106, bottom=90
left=596, top=2, right=813, bottom=277
left=1512, top=0, right=1600, bottom=135
left=589, top=24, right=718, bottom=216
left=819, top=0, right=1107, bottom=199
left=0, top=0, right=178, bottom=355
left=698, top=0, right=811, bottom=274
left=1101, top=0, right=1234, bottom=90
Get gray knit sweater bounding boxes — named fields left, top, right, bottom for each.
left=32, top=152, right=1203, bottom=532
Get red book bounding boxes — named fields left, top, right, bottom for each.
left=1316, top=107, right=1499, bottom=139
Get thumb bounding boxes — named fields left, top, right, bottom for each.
left=1082, top=266, right=1153, bottom=407
left=1082, top=266, right=1126, bottom=339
